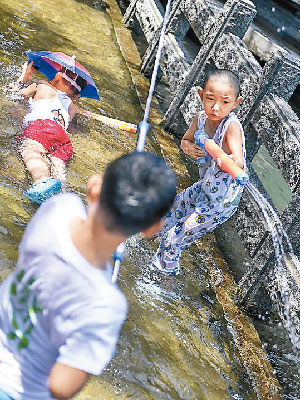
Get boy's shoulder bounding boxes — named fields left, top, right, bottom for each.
left=223, top=112, right=242, bottom=130
left=23, top=193, right=84, bottom=247
left=223, top=113, right=244, bottom=140
left=226, top=112, right=241, bottom=122
left=41, top=250, right=127, bottom=315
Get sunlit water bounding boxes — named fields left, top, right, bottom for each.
left=0, top=0, right=297, bottom=398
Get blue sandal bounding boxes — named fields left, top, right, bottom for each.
left=25, top=178, right=62, bottom=204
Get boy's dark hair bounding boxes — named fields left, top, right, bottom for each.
left=99, top=152, right=177, bottom=236
left=203, top=69, right=240, bottom=98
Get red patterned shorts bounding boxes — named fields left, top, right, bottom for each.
left=20, top=119, right=74, bottom=162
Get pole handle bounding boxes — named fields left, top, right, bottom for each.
left=136, top=121, right=150, bottom=152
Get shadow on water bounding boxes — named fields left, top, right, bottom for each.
left=0, top=0, right=290, bottom=398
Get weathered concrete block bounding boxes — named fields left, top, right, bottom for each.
left=140, top=0, right=190, bottom=76
left=240, top=231, right=300, bottom=350
left=243, top=122, right=261, bottom=161
left=158, top=37, right=192, bottom=90
left=141, top=0, right=220, bottom=78
left=135, top=0, right=192, bottom=90
left=180, top=0, right=220, bottom=43
left=136, top=0, right=164, bottom=43
left=250, top=95, right=300, bottom=192
left=238, top=186, right=300, bottom=344
left=123, top=0, right=140, bottom=29
left=235, top=166, right=274, bottom=256
left=261, top=51, right=300, bottom=103
left=242, top=50, right=300, bottom=129
left=164, top=0, right=256, bottom=129
left=167, top=0, right=190, bottom=39
left=280, top=188, right=300, bottom=257
left=172, top=33, right=261, bottom=138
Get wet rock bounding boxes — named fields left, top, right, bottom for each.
left=93, top=0, right=110, bottom=10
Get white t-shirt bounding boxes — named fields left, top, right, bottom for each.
left=0, top=193, right=128, bottom=400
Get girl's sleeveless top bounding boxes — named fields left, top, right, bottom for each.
left=24, top=89, right=71, bottom=130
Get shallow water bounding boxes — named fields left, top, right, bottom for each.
left=0, top=0, right=286, bottom=398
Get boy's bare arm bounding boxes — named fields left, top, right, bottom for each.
left=48, top=363, right=88, bottom=400
left=181, top=114, right=205, bottom=159
left=222, top=122, right=244, bottom=169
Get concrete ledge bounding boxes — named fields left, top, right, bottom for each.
left=243, top=26, right=286, bottom=61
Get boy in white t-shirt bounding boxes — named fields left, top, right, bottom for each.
left=0, top=151, right=177, bottom=400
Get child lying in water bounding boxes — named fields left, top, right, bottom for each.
left=15, top=61, right=86, bottom=204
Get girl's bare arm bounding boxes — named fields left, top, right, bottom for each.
left=68, top=102, right=77, bottom=122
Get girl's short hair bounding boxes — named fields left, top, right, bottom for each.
left=61, top=67, right=87, bottom=95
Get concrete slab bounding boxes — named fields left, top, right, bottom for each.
left=245, top=0, right=300, bottom=59
left=210, top=0, right=300, bottom=60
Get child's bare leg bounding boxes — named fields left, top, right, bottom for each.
left=20, top=139, right=62, bottom=204
left=20, top=139, right=50, bottom=183
left=49, top=155, right=67, bottom=190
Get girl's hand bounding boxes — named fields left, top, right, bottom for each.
left=7, top=62, right=36, bottom=98
left=182, top=143, right=206, bottom=159
left=17, top=61, right=36, bottom=83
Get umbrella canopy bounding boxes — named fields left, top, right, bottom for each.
left=25, top=50, right=100, bottom=100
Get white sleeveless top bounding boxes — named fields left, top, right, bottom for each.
left=24, top=89, right=70, bottom=130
